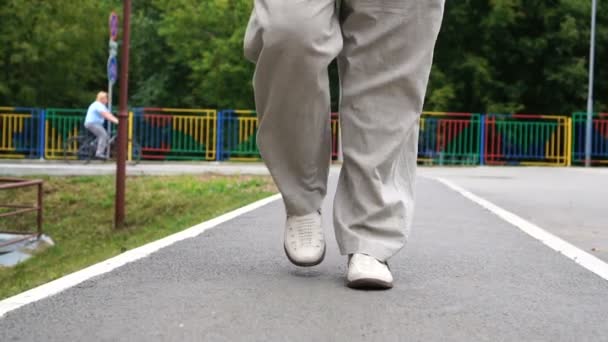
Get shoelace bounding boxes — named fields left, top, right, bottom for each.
left=288, top=215, right=322, bottom=248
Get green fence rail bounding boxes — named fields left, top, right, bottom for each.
left=418, top=112, right=482, bottom=165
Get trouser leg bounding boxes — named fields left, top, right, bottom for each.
left=333, top=0, right=445, bottom=261
left=85, top=123, right=109, bottom=157
left=244, top=0, right=342, bottom=215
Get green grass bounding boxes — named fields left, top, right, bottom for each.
left=0, top=174, right=276, bottom=299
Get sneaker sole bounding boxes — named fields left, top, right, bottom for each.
left=284, top=245, right=326, bottom=267
left=347, top=278, right=393, bottom=290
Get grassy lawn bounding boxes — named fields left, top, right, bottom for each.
left=0, top=174, right=276, bottom=300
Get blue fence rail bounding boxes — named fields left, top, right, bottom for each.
left=572, top=112, right=608, bottom=165
left=0, top=107, right=44, bottom=159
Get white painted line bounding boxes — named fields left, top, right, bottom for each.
left=436, top=177, right=608, bottom=282
left=572, top=168, right=608, bottom=176
left=0, top=193, right=282, bottom=318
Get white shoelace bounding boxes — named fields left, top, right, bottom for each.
left=288, top=215, right=322, bottom=248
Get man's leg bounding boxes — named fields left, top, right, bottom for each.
left=244, top=0, right=342, bottom=216
left=244, top=0, right=342, bottom=267
left=85, top=123, right=109, bottom=158
left=334, top=0, right=445, bottom=262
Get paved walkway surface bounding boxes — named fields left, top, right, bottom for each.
left=1, top=164, right=607, bottom=341
left=0, top=161, right=274, bottom=176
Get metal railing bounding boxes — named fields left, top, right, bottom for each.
left=572, top=112, right=608, bottom=165
left=3, top=107, right=608, bottom=166
left=484, top=114, right=571, bottom=166
left=217, top=110, right=259, bottom=161
left=0, top=178, right=43, bottom=250
left=0, top=107, right=43, bottom=159
left=133, top=108, right=217, bottom=161
left=418, top=112, right=482, bottom=165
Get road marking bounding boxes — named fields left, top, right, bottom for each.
left=572, top=168, right=608, bottom=176
left=0, top=193, right=282, bottom=318
left=436, top=177, right=608, bottom=281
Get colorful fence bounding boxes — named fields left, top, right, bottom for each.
left=331, top=113, right=340, bottom=161
left=45, top=108, right=139, bottom=161
left=132, top=108, right=217, bottom=161
left=418, top=112, right=482, bottom=165
left=5, top=106, right=608, bottom=166
left=217, top=110, right=259, bottom=161
left=484, top=114, right=571, bottom=166
left=0, top=107, right=43, bottom=159
left=44, top=108, right=87, bottom=159
left=572, top=112, right=608, bottom=165
left=216, top=111, right=341, bottom=161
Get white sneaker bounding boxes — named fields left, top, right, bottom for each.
left=347, top=253, right=394, bottom=289
left=284, top=211, right=325, bottom=267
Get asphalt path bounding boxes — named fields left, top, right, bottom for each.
left=1, top=168, right=607, bottom=341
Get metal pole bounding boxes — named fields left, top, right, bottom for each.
left=37, top=182, right=43, bottom=236
left=337, top=120, right=343, bottom=163
left=107, top=79, right=112, bottom=159
left=585, top=0, right=597, bottom=167
left=108, top=81, right=112, bottom=113
left=115, top=0, right=131, bottom=229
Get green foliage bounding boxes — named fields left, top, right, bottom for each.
left=145, top=0, right=255, bottom=108
left=0, top=0, right=605, bottom=113
left=426, top=0, right=607, bottom=113
left=0, top=0, right=117, bottom=107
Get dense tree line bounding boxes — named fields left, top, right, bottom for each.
left=1, top=0, right=606, bottom=114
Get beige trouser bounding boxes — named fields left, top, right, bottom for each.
left=244, top=0, right=445, bottom=261
left=84, top=122, right=109, bottom=157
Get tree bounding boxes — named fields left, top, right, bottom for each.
left=425, top=0, right=607, bottom=113
left=0, top=0, right=116, bottom=107
left=151, top=0, right=255, bottom=109
left=0, top=0, right=605, bottom=113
